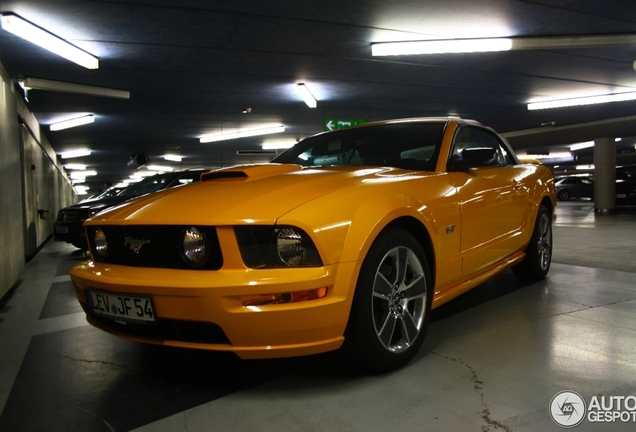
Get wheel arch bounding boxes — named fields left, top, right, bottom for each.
left=376, top=216, right=436, bottom=289
left=540, top=195, right=554, bottom=215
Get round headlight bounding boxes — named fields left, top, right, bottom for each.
left=94, top=228, right=108, bottom=259
left=277, top=227, right=306, bottom=265
left=182, top=227, right=206, bottom=265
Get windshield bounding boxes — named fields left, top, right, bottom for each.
left=272, top=122, right=446, bottom=171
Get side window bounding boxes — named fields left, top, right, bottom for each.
left=449, top=126, right=515, bottom=170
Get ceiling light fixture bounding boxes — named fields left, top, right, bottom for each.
left=297, top=83, right=317, bottom=108
left=70, top=170, right=97, bottom=179
left=570, top=142, right=595, bottom=151
left=146, top=165, right=174, bottom=172
left=19, top=77, right=129, bottom=99
left=50, top=115, right=94, bottom=131
left=0, top=13, right=99, bottom=69
left=60, top=149, right=91, bottom=159
left=64, top=164, right=87, bottom=170
left=372, top=38, right=512, bottom=56
left=262, top=142, right=296, bottom=150
left=74, top=186, right=89, bottom=195
left=164, top=154, right=183, bottom=162
left=372, top=34, right=636, bottom=56
left=200, top=125, right=285, bottom=143
left=528, top=91, right=636, bottom=110
left=520, top=152, right=573, bottom=160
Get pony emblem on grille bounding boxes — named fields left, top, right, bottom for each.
left=124, top=237, right=150, bottom=254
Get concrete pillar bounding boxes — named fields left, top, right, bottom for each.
left=593, top=138, right=616, bottom=212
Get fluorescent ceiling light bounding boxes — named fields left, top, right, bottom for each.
left=297, top=83, right=317, bottom=108
left=146, top=165, right=174, bottom=172
left=60, top=149, right=91, bottom=159
left=19, top=77, right=129, bottom=99
left=200, top=125, right=285, bottom=143
left=64, top=164, right=87, bottom=170
left=0, top=13, right=98, bottom=69
left=570, top=141, right=595, bottom=151
left=372, top=38, right=512, bottom=56
left=262, top=142, right=296, bottom=150
left=528, top=92, right=636, bottom=110
left=524, top=152, right=572, bottom=159
left=576, top=165, right=595, bottom=170
left=372, top=34, right=636, bottom=56
left=164, top=154, right=183, bottom=162
left=50, top=115, right=94, bottom=131
left=70, top=170, right=96, bottom=179
left=74, top=186, right=89, bottom=195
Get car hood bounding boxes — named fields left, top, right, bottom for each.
left=87, top=164, right=437, bottom=225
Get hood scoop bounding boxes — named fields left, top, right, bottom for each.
left=201, top=163, right=302, bottom=182
left=201, top=171, right=248, bottom=181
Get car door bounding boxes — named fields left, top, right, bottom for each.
left=447, top=126, right=529, bottom=276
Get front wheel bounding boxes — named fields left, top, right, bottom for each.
left=512, top=205, right=552, bottom=281
left=343, top=227, right=432, bottom=374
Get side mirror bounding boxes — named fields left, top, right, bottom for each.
left=451, top=147, right=498, bottom=171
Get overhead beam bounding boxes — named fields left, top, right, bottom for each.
left=502, top=115, right=636, bottom=149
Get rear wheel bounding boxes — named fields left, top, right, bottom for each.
left=344, top=227, right=432, bottom=374
left=512, top=205, right=552, bottom=281
left=557, top=189, right=570, bottom=201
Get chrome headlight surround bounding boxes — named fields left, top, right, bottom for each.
left=180, top=227, right=208, bottom=267
left=235, top=225, right=322, bottom=268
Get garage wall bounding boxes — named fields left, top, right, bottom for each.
left=0, top=61, right=77, bottom=299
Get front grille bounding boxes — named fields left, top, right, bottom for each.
left=87, top=225, right=223, bottom=270
left=90, top=314, right=230, bottom=345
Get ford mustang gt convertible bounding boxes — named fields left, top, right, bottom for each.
left=70, top=117, right=556, bottom=373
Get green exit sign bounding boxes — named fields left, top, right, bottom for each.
left=324, top=118, right=368, bottom=131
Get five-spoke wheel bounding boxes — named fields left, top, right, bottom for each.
left=344, top=227, right=432, bottom=374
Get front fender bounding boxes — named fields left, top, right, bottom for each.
left=277, top=180, right=457, bottom=267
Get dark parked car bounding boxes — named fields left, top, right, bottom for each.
left=79, top=187, right=125, bottom=203
left=555, top=176, right=594, bottom=201
left=55, top=170, right=204, bottom=249
left=616, top=165, right=636, bottom=205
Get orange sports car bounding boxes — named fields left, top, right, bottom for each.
left=70, top=117, right=556, bottom=373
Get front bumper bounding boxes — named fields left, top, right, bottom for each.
left=54, top=221, right=87, bottom=248
left=70, top=260, right=359, bottom=359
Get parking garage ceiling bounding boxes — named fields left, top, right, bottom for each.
left=1, top=0, right=636, bottom=192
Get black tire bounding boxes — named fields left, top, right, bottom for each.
left=512, top=206, right=552, bottom=281
left=343, top=227, right=432, bottom=374
left=557, top=189, right=570, bottom=201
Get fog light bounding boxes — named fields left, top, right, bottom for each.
left=94, top=228, right=107, bottom=258
left=241, top=287, right=328, bottom=306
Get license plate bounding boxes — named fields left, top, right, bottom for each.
left=55, top=226, right=68, bottom=234
left=86, top=289, right=156, bottom=322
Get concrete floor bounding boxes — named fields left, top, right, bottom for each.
left=0, top=201, right=635, bottom=431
